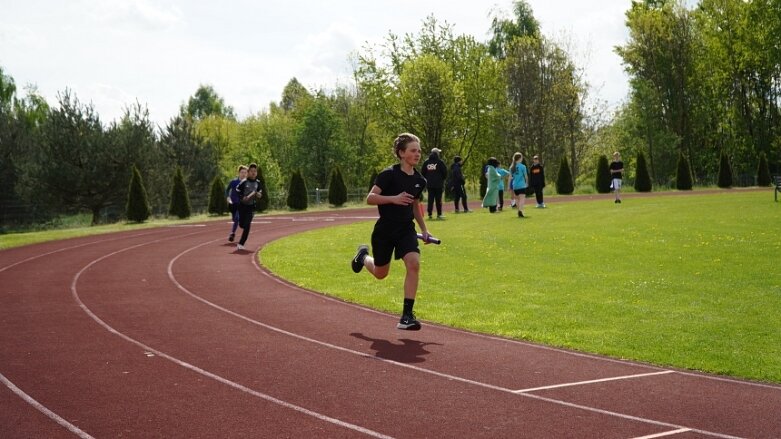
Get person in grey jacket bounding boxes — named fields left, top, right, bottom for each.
left=421, top=148, right=447, bottom=219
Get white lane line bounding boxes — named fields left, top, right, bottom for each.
left=72, top=235, right=393, bottom=439
left=171, top=239, right=745, bottom=439
left=631, top=428, right=692, bottom=439
left=1, top=372, right=95, bottom=439
left=514, top=371, right=675, bottom=393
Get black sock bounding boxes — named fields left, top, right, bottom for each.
left=403, top=298, right=415, bottom=316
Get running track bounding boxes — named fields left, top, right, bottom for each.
left=1, top=204, right=780, bottom=438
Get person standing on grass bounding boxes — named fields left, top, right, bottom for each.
left=496, top=161, right=511, bottom=212
left=351, top=133, right=433, bottom=331
left=482, top=157, right=501, bottom=213
left=610, top=152, right=624, bottom=204
left=510, top=152, right=529, bottom=217
left=450, top=155, right=470, bottom=213
left=421, top=147, right=447, bottom=220
left=234, top=163, right=262, bottom=251
left=529, top=155, right=546, bottom=208
left=226, top=165, right=248, bottom=242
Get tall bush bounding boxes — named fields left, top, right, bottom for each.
left=256, top=165, right=269, bottom=213
left=676, top=153, right=693, bottom=190
left=168, top=166, right=191, bottom=218
left=717, top=151, right=733, bottom=188
left=634, top=152, right=652, bottom=192
left=596, top=155, right=612, bottom=193
left=207, top=175, right=228, bottom=215
left=556, top=156, right=574, bottom=195
left=287, top=170, right=308, bottom=210
left=757, top=153, right=771, bottom=186
left=328, top=167, right=348, bottom=207
left=126, top=165, right=151, bottom=223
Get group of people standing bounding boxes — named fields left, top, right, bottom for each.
left=482, top=153, right=547, bottom=217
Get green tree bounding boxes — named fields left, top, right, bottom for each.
left=556, top=156, right=574, bottom=195
left=717, top=151, right=733, bottom=188
left=596, top=155, right=612, bottom=193
left=487, top=0, right=540, bottom=59
left=676, top=152, right=693, bottom=190
left=126, top=164, right=151, bottom=223
left=208, top=175, right=228, bottom=215
left=296, top=95, right=344, bottom=189
left=634, top=152, right=653, bottom=192
left=328, top=167, right=348, bottom=207
left=255, top=165, right=270, bottom=213
left=757, top=153, right=771, bottom=186
left=159, top=115, right=218, bottom=208
left=287, top=170, right=308, bottom=210
left=169, top=167, right=191, bottom=218
left=182, top=84, right=235, bottom=120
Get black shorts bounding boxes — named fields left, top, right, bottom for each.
left=371, top=220, right=419, bottom=267
left=513, top=188, right=526, bottom=196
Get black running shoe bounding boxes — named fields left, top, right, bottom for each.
left=397, top=313, right=421, bottom=330
left=228, top=233, right=235, bottom=242
left=351, top=245, right=369, bottom=273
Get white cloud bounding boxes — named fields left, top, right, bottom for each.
left=82, top=0, right=183, bottom=32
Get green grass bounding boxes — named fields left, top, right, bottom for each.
left=261, top=191, right=781, bottom=383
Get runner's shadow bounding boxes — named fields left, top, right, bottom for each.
left=350, top=332, right=442, bottom=364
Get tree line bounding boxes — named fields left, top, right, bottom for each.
left=1, top=0, right=778, bottom=227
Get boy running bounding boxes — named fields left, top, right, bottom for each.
left=234, top=163, right=262, bottom=250
left=226, top=165, right=248, bottom=242
left=351, top=133, right=433, bottom=330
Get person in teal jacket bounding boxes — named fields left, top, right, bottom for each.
left=496, top=162, right=511, bottom=211
left=510, top=152, right=529, bottom=218
left=482, top=157, right=501, bottom=213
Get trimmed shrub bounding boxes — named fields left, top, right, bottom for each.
left=207, top=175, right=228, bottom=215
left=676, top=152, right=693, bottom=190
left=328, top=167, right=348, bottom=207
left=757, top=153, right=771, bottom=186
left=522, top=157, right=534, bottom=197
left=556, top=156, right=574, bottom=195
left=717, top=151, right=733, bottom=188
left=256, top=165, right=269, bottom=213
left=287, top=170, right=308, bottom=210
left=168, top=167, right=191, bottom=219
left=126, top=164, right=151, bottom=223
left=634, top=152, right=652, bottom=192
left=596, top=155, right=612, bottom=193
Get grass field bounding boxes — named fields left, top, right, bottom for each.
left=261, top=191, right=781, bottom=383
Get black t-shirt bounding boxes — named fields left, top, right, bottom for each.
left=610, top=161, right=624, bottom=180
left=374, top=164, right=427, bottom=224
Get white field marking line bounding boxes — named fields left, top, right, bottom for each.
left=0, top=372, right=95, bottom=439
left=70, top=235, right=393, bottom=439
left=172, top=240, right=744, bottom=439
left=630, top=428, right=692, bottom=439
left=0, top=230, right=164, bottom=273
left=252, top=230, right=781, bottom=393
left=514, top=371, right=675, bottom=393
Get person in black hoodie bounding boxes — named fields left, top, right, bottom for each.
left=421, top=147, right=448, bottom=219
left=529, top=155, right=546, bottom=208
left=449, top=155, right=470, bottom=212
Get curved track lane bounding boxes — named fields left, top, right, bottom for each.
left=1, top=209, right=780, bottom=438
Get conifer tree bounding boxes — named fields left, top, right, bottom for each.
left=168, top=166, right=191, bottom=218
left=207, top=175, right=228, bottom=215
left=757, top=153, right=771, bottom=186
left=676, top=152, right=693, bottom=190
left=634, top=152, right=652, bottom=192
left=287, top=170, right=308, bottom=210
left=126, top=164, right=151, bottom=223
left=596, top=155, right=612, bottom=193
left=556, top=156, right=574, bottom=195
left=717, top=151, right=733, bottom=188
left=255, top=165, right=269, bottom=212
left=328, top=167, right=348, bottom=207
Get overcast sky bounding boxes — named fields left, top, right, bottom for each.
left=1, top=0, right=636, bottom=126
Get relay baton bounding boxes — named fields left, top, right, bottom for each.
left=416, top=233, right=441, bottom=245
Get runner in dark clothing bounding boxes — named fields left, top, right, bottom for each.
left=421, top=148, right=447, bottom=219
left=234, top=163, right=262, bottom=250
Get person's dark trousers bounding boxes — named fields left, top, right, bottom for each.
left=533, top=185, right=544, bottom=205
left=453, top=185, right=468, bottom=211
left=238, top=204, right=254, bottom=245
left=498, top=190, right=504, bottom=210
left=427, top=187, right=444, bottom=216
left=229, top=203, right=240, bottom=234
